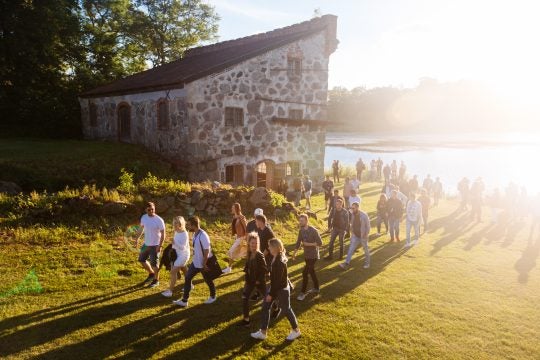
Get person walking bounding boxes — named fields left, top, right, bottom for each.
left=325, top=198, right=349, bottom=260
left=173, top=216, right=217, bottom=307
left=418, top=189, right=431, bottom=233
left=343, top=177, right=352, bottom=209
left=433, top=177, right=443, bottom=206
left=332, top=160, right=340, bottom=183
left=470, top=177, right=485, bottom=222
left=303, top=175, right=313, bottom=210
left=387, top=190, right=404, bottom=242
left=356, top=158, right=366, bottom=181
left=405, top=193, right=423, bottom=247
left=251, top=239, right=301, bottom=341
left=376, top=193, right=389, bottom=236
left=237, top=232, right=268, bottom=327
left=340, top=202, right=371, bottom=269
left=458, top=177, right=470, bottom=210
left=383, top=164, right=391, bottom=183
left=348, top=189, right=361, bottom=211
left=322, top=175, right=334, bottom=210
left=161, top=216, right=189, bottom=298
left=327, top=189, right=341, bottom=215
left=247, top=208, right=264, bottom=233
left=293, top=214, right=323, bottom=300
left=137, top=202, right=166, bottom=288
left=292, top=174, right=304, bottom=207
left=222, top=203, right=247, bottom=274
left=376, top=158, right=383, bottom=179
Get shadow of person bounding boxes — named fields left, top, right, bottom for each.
left=514, top=236, right=540, bottom=284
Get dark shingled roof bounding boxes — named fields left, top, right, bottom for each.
left=80, top=15, right=338, bottom=98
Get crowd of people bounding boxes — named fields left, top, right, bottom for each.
left=132, top=157, right=540, bottom=343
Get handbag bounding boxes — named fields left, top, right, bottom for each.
left=196, top=231, right=222, bottom=281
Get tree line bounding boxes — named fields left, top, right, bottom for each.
left=0, top=0, right=219, bottom=138
left=327, top=78, right=528, bottom=133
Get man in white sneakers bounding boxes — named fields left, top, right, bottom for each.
left=173, top=216, right=217, bottom=307
left=340, top=202, right=371, bottom=269
left=405, top=193, right=423, bottom=247
left=137, top=202, right=166, bottom=288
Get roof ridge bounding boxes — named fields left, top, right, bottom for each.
left=184, top=14, right=335, bottom=58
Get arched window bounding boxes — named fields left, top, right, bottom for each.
left=89, top=102, right=98, bottom=127
left=157, top=99, right=169, bottom=130
left=117, top=103, right=131, bottom=141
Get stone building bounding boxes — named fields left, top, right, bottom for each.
left=79, top=15, right=339, bottom=190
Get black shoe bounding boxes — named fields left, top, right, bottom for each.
left=250, top=293, right=261, bottom=302
left=148, top=279, right=159, bottom=288
left=324, top=255, right=333, bottom=261
left=236, top=319, right=251, bottom=327
left=143, top=274, right=155, bottom=284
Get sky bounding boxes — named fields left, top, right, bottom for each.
left=210, top=0, right=540, bottom=106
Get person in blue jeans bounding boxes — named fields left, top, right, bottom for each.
left=325, top=198, right=349, bottom=260
left=340, top=202, right=371, bottom=269
left=251, top=238, right=301, bottom=341
left=173, top=216, right=217, bottom=307
left=387, top=190, right=404, bottom=242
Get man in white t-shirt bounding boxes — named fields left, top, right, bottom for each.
left=405, top=194, right=423, bottom=248
left=173, top=216, right=217, bottom=307
left=137, top=202, right=166, bottom=287
left=350, top=176, right=361, bottom=192
left=348, top=189, right=361, bottom=211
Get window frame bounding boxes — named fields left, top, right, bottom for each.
left=224, top=107, right=244, bottom=127
left=157, top=99, right=169, bottom=130
left=225, top=164, right=244, bottom=184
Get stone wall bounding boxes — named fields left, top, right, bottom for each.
left=184, top=31, right=330, bottom=188
left=79, top=89, right=189, bottom=161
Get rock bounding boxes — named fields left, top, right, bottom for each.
left=195, top=198, right=208, bottom=211
left=249, top=187, right=271, bottom=207
left=154, top=198, right=171, bottom=213
left=190, top=190, right=202, bottom=205
left=102, top=201, right=129, bottom=215
left=0, top=181, right=22, bottom=195
left=206, top=204, right=218, bottom=216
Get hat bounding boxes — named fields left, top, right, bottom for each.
left=254, top=208, right=264, bottom=216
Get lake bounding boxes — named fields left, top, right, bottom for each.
left=324, top=132, right=540, bottom=195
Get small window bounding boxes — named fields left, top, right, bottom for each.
left=287, top=58, right=302, bottom=78
left=289, top=109, right=303, bottom=120
left=225, top=165, right=244, bottom=184
left=288, top=162, right=300, bottom=176
left=225, top=107, right=244, bottom=127
left=157, top=100, right=169, bottom=130
left=89, top=102, right=97, bottom=127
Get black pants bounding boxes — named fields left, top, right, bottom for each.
left=301, top=258, right=319, bottom=293
left=242, top=282, right=266, bottom=319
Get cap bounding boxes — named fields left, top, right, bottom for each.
left=254, top=208, right=264, bottom=216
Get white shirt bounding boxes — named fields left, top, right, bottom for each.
left=173, top=231, right=190, bottom=257
left=350, top=179, right=360, bottom=190
left=192, top=229, right=212, bottom=268
left=406, top=200, right=423, bottom=223
left=140, top=214, right=165, bottom=246
left=349, top=195, right=362, bottom=208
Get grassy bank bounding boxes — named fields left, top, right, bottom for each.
left=1, top=180, right=539, bottom=359
left=0, top=139, right=177, bottom=191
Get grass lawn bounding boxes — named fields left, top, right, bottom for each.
left=0, top=138, right=177, bottom=191
left=1, top=182, right=539, bottom=359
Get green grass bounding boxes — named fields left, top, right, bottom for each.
left=0, top=139, right=178, bottom=191
left=1, top=182, right=539, bottom=359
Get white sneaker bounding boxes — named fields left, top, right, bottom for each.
left=286, top=329, right=301, bottom=341
left=251, top=330, right=267, bottom=340
left=204, top=296, right=217, bottom=304
left=375, top=232, right=381, bottom=236
left=161, top=290, right=173, bottom=298
left=297, top=293, right=306, bottom=301
left=222, top=267, right=232, bottom=274
left=363, top=263, right=370, bottom=269
left=339, top=262, right=349, bottom=269
left=412, top=240, right=419, bottom=246
left=173, top=299, right=188, bottom=307
left=404, top=243, right=411, bottom=248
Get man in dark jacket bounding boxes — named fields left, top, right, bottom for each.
left=325, top=198, right=350, bottom=260
left=322, top=175, right=334, bottom=210
left=387, top=190, right=404, bottom=242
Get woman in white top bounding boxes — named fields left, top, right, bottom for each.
left=162, top=216, right=190, bottom=298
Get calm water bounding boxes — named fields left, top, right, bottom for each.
left=324, top=132, right=540, bottom=195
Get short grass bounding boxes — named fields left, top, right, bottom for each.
left=1, top=182, right=539, bottom=359
left=0, top=139, right=177, bottom=191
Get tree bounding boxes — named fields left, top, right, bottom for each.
left=130, top=0, right=219, bottom=66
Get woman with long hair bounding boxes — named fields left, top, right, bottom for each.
left=222, top=203, right=247, bottom=274
left=161, top=216, right=190, bottom=298
left=251, top=238, right=301, bottom=341
left=237, top=232, right=267, bottom=327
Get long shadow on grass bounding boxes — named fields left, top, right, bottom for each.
left=0, top=284, right=142, bottom=337
left=514, top=235, right=540, bottom=284
left=160, top=240, right=409, bottom=359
